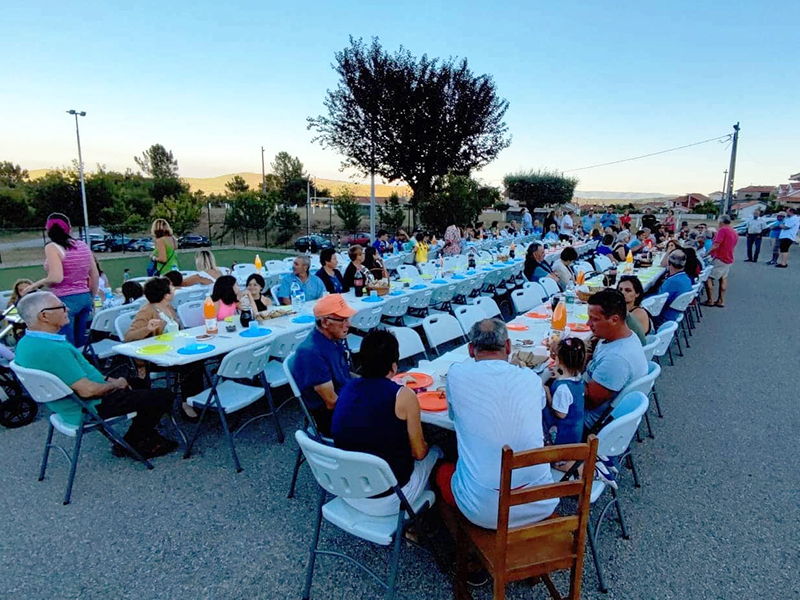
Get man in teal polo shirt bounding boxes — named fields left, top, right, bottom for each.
left=14, top=291, right=177, bottom=458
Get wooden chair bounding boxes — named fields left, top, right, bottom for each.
left=443, top=436, right=598, bottom=600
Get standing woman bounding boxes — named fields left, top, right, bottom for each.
left=150, top=218, right=180, bottom=275
left=663, top=209, right=676, bottom=235
left=543, top=210, right=557, bottom=234
left=24, top=213, right=98, bottom=347
left=443, top=221, right=462, bottom=257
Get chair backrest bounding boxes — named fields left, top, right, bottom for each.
left=0, top=290, right=12, bottom=312
left=217, top=341, right=272, bottom=380
left=422, top=314, right=464, bottom=352
left=615, top=361, right=661, bottom=401
left=172, top=286, right=210, bottom=310
left=641, top=292, right=669, bottom=318
left=380, top=294, right=410, bottom=319
left=270, top=284, right=281, bottom=306
left=396, top=265, right=419, bottom=280
left=114, top=312, right=138, bottom=341
left=653, top=321, right=678, bottom=357
left=418, top=262, right=437, bottom=277
left=473, top=297, right=501, bottom=320
left=295, top=429, right=397, bottom=498
left=669, top=290, right=695, bottom=313
left=429, top=283, right=457, bottom=306
left=539, top=277, right=560, bottom=298
left=90, top=303, right=140, bottom=336
left=493, top=437, right=598, bottom=595
left=389, top=326, right=426, bottom=361
left=177, top=300, right=205, bottom=329
left=453, top=304, right=486, bottom=336
left=642, top=335, right=659, bottom=361
left=573, top=261, right=594, bottom=277
left=406, top=287, right=433, bottom=309
left=350, top=305, right=383, bottom=332
left=10, top=361, right=73, bottom=403
left=511, top=286, right=542, bottom=315
left=266, top=260, right=286, bottom=274
left=233, top=263, right=257, bottom=281
left=269, top=328, right=311, bottom=359
left=602, top=392, right=649, bottom=457
left=593, top=254, right=613, bottom=272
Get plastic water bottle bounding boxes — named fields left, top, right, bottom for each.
left=171, top=264, right=178, bottom=272
left=291, top=280, right=302, bottom=312
left=565, top=282, right=576, bottom=315
left=94, top=294, right=101, bottom=308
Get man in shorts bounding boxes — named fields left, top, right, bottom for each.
left=704, top=214, right=738, bottom=308
left=776, top=208, right=800, bottom=269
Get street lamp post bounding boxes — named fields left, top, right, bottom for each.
left=66, top=110, right=90, bottom=243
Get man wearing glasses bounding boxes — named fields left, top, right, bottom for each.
left=13, top=292, right=177, bottom=458
left=290, top=294, right=357, bottom=436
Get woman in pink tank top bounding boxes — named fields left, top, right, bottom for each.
left=25, top=213, right=98, bottom=347
left=211, top=275, right=240, bottom=321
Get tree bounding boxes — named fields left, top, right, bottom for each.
left=150, top=193, right=203, bottom=236
left=0, top=185, right=32, bottom=228
left=225, top=175, right=250, bottom=195
left=271, top=152, right=305, bottom=190
left=377, top=192, right=407, bottom=232
left=691, top=201, right=720, bottom=216
left=25, top=170, right=80, bottom=223
left=308, top=37, right=511, bottom=208
left=272, top=204, right=301, bottom=245
left=0, top=161, right=29, bottom=187
left=334, top=187, right=363, bottom=233
left=502, top=169, right=579, bottom=210
left=222, top=190, right=276, bottom=245
left=417, top=174, right=499, bottom=234
left=135, top=144, right=180, bottom=179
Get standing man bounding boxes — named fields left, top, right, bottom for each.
left=777, top=207, right=800, bottom=269
left=767, top=212, right=786, bottom=265
left=704, top=215, right=738, bottom=308
left=581, top=209, right=596, bottom=235
left=641, top=207, right=658, bottom=232
left=744, top=209, right=767, bottom=262
left=559, top=209, right=575, bottom=240
left=600, top=206, right=618, bottom=230
left=521, top=207, right=533, bottom=234
left=372, top=229, right=390, bottom=256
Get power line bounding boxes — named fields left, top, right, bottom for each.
left=564, top=133, right=733, bottom=173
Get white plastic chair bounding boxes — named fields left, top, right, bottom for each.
left=472, top=297, right=502, bottom=320
left=642, top=335, right=659, bottom=361
left=418, top=262, right=437, bottom=277
left=11, top=361, right=152, bottom=505
left=0, top=290, right=12, bottom=312
left=233, top=263, right=257, bottom=285
left=453, top=304, right=486, bottom=337
left=379, top=294, right=410, bottom=325
left=402, top=288, right=433, bottom=328
left=347, top=305, right=384, bottom=353
left=264, top=328, right=312, bottom=389
left=421, top=314, right=465, bottom=355
left=573, top=260, right=594, bottom=277
left=640, top=292, right=669, bottom=319
left=114, top=312, right=137, bottom=341
left=177, top=300, right=205, bottom=329
left=296, top=429, right=434, bottom=600
left=667, top=290, right=695, bottom=348
left=266, top=260, right=286, bottom=274
left=171, top=286, right=210, bottom=311
left=387, top=326, right=427, bottom=363
left=270, top=284, right=282, bottom=306
left=184, top=341, right=282, bottom=472
left=539, top=277, right=560, bottom=298
left=395, top=265, right=419, bottom=280
left=593, top=254, right=613, bottom=272
left=511, top=286, right=543, bottom=315
left=654, top=321, right=679, bottom=365
left=84, top=303, right=141, bottom=361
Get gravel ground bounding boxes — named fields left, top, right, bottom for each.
left=2, top=241, right=798, bottom=600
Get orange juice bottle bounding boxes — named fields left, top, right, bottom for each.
left=551, top=302, right=567, bottom=331
left=626, top=250, right=633, bottom=264
left=254, top=254, right=262, bottom=271
left=203, top=297, right=218, bottom=334
left=576, top=270, right=585, bottom=285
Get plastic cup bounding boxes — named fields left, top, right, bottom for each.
left=249, top=321, right=258, bottom=331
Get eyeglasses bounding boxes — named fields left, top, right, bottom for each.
left=39, top=304, right=67, bottom=314
left=325, top=316, right=350, bottom=323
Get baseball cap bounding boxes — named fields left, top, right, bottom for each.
left=313, top=294, right=357, bottom=319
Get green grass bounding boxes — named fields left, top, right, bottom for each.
left=0, top=249, right=285, bottom=291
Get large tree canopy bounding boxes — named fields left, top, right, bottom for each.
left=135, top=144, right=180, bottom=180
left=503, top=169, right=579, bottom=210
left=308, top=37, right=511, bottom=206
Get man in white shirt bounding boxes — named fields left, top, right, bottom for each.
left=559, top=210, right=575, bottom=240
left=440, top=319, right=557, bottom=530
left=744, top=209, right=767, bottom=263
left=777, top=207, right=800, bottom=268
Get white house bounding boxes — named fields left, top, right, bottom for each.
left=731, top=200, right=767, bottom=221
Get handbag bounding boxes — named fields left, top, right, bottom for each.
left=146, top=242, right=175, bottom=277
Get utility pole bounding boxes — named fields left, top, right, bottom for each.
left=723, top=122, right=740, bottom=215
left=720, top=170, right=728, bottom=212
left=66, top=110, right=89, bottom=243
left=306, top=178, right=311, bottom=236
left=260, top=146, right=266, bottom=193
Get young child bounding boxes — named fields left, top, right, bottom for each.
left=543, top=337, right=586, bottom=450
left=211, top=275, right=240, bottom=321
left=122, top=281, right=144, bottom=305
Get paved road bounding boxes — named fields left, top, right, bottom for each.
left=1, top=241, right=798, bottom=599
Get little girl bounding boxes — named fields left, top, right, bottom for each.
left=543, top=337, right=586, bottom=450
left=211, top=275, right=240, bottom=321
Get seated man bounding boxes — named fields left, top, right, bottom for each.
left=290, top=294, right=356, bottom=436
left=13, top=292, right=176, bottom=458
left=657, top=250, right=692, bottom=323
left=331, top=329, right=442, bottom=516
left=437, top=318, right=557, bottom=529
left=584, top=290, right=648, bottom=432
left=277, top=256, right=325, bottom=305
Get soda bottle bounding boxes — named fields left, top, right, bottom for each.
left=240, top=294, right=253, bottom=328
left=468, top=252, right=476, bottom=270
left=353, top=269, right=364, bottom=298
left=203, top=297, right=218, bottom=334
left=509, top=242, right=516, bottom=259
left=254, top=254, right=262, bottom=272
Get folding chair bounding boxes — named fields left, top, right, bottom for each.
left=177, top=300, right=205, bottom=329
left=114, top=312, right=137, bottom=341
left=453, top=304, right=486, bottom=337
left=593, top=254, right=613, bottom=272
left=539, top=277, right=560, bottom=298
left=472, top=297, right=502, bottom=320
left=379, top=294, right=410, bottom=326
left=84, top=303, right=141, bottom=366
left=264, top=328, right=312, bottom=389
left=443, top=436, right=598, bottom=600
left=10, top=361, right=153, bottom=505
left=666, top=290, right=695, bottom=349
left=511, top=285, right=544, bottom=315
left=640, top=292, right=669, bottom=319
left=554, top=392, right=649, bottom=593
left=421, top=314, right=465, bottom=356
left=296, top=430, right=435, bottom=600
left=428, top=282, right=457, bottom=314
left=402, top=288, right=433, bottom=328
left=270, top=284, right=282, bottom=306
left=347, top=305, right=384, bottom=353
left=266, top=259, right=286, bottom=274
left=395, top=265, right=419, bottom=281
left=184, top=341, right=282, bottom=472
left=171, top=286, right=210, bottom=311
left=386, top=326, right=428, bottom=365
left=654, top=321, right=679, bottom=364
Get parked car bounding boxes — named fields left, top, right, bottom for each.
left=179, top=234, right=211, bottom=248
left=340, top=232, right=371, bottom=247
left=294, top=234, right=335, bottom=253
left=734, top=219, right=778, bottom=236
left=126, top=238, right=155, bottom=252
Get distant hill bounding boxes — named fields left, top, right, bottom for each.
left=574, top=191, right=678, bottom=201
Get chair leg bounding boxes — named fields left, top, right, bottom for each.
left=627, top=452, right=641, bottom=488
left=287, top=447, right=305, bottom=499
left=610, top=488, right=629, bottom=540
left=586, top=520, right=608, bottom=593
left=675, top=331, right=684, bottom=357
left=39, top=422, right=55, bottom=481
left=644, top=412, right=654, bottom=439
left=667, top=345, right=675, bottom=365
left=217, top=404, right=243, bottom=473
left=652, top=386, right=663, bottom=418
left=454, top=525, right=472, bottom=600
left=263, top=381, right=284, bottom=444
left=385, top=511, right=406, bottom=600
left=682, top=321, right=691, bottom=348
left=63, top=425, right=85, bottom=505
left=302, top=487, right=326, bottom=600
left=183, top=396, right=213, bottom=459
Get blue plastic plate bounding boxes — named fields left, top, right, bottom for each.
left=410, top=284, right=427, bottom=290
left=482, top=267, right=494, bottom=271
left=431, top=279, right=448, bottom=284
left=389, top=290, right=405, bottom=296
left=177, top=343, right=216, bottom=355
left=451, top=274, right=465, bottom=280
left=239, top=328, right=272, bottom=338
left=292, top=315, right=316, bottom=324
left=465, top=270, right=476, bottom=275
left=362, top=296, right=384, bottom=303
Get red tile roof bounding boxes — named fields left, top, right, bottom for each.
left=736, top=185, right=775, bottom=194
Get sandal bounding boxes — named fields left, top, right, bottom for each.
left=181, top=402, right=200, bottom=422
left=714, top=303, right=725, bottom=308
left=700, top=301, right=716, bottom=307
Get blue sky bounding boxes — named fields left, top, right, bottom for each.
left=3, top=0, right=797, bottom=194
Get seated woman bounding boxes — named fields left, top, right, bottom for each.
left=315, top=247, right=345, bottom=294
left=612, top=231, right=632, bottom=262
left=244, top=273, right=273, bottom=318
left=617, top=275, right=653, bottom=343
left=363, top=246, right=388, bottom=281
left=343, top=245, right=374, bottom=292
left=183, top=250, right=223, bottom=286
left=551, top=246, right=578, bottom=291
left=124, top=277, right=203, bottom=419
left=596, top=234, right=616, bottom=259
left=683, top=247, right=702, bottom=282
left=331, top=329, right=442, bottom=516
left=121, top=280, right=144, bottom=305
left=211, top=275, right=240, bottom=320
left=659, top=240, right=681, bottom=266
left=4, top=278, right=32, bottom=317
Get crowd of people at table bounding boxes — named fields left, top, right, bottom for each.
left=3, top=203, right=800, bottom=585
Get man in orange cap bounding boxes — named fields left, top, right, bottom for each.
left=289, top=294, right=357, bottom=435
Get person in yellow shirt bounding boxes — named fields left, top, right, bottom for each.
left=414, top=232, right=429, bottom=264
